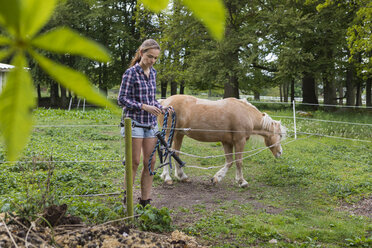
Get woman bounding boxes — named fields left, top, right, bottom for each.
left=118, top=39, right=168, bottom=207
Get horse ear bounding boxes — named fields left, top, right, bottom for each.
left=262, top=113, right=266, bottom=116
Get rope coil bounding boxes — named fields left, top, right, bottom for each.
left=147, top=109, right=185, bottom=175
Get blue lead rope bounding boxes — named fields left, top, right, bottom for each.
left=147, top=109, right=178, bottom=176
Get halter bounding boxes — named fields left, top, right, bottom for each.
left=147, top=109, right=186, bottom=175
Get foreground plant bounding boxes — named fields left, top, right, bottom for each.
left=135, top=204, right=174, bottom=233
left=0, top=0, right=120, bottom=162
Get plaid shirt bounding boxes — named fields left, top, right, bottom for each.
left=118, top=63, right=162, bottom=126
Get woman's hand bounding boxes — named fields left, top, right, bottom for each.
left=165, top=106, right=174, bottom=114
left=142, top=104, right=163, bottom=116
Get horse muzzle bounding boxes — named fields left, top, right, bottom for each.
left=275, top=152, right=282, bottom=158
left=275, top=147, right=283, bottom=158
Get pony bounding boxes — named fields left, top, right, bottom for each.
left=158, top=95, right=286, bottom=187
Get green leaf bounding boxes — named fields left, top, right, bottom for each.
left=0, top=0, right=21, bottom=36
left=140, top=0, right=169, bottom=12
left=19, top=0, right=57, bottom=38
left=32, top=27, right=110, bottom=62
left=0, top=49, right=12, bottom=62
left=182, top=0, right=225, bottom=40
left=0, top=35, right=12, bottom=46
left=0, top=53, right=36, bottom=162
left=30, top=51, right=120, bottom=116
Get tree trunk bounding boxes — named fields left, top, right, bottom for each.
left=98, top=63, right=108, bottom=97
left=366, top=77, right=371, bottom=107
left=323, top=74, right=337, bottom=111
left=254, top=91, right=260, bottom=100
left=50, top=81, right=59, bottom=107
left=222, top=14, right=239, bottom=99
left=279, top=85, right=283, bottom=102
left=223, top=75, right=239, bottom=98
left=355, top=80, right=362, bottom=106
left=170, top=81, right=177, bottom=95
left=60, top=85, right=67, bottom=108
left=160, top=80, right=167, bottom=98
left=338, top=86, right=344, bottom=105
left=283, top=82, right=289, bottom=102
left=179, top=80, right=185, bottom=95
left=302, top=73, right=318, bottom=109
left=345, top=66, right=356, bottom=106
left=37, top=83, right=41, bottom=103
left=355, top=53, right=363, bottom=107
left=290, top=79, right=295, bottom=103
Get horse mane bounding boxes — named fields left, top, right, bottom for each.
left=261, top=113, right=287, bottom=139
left=238, top=98, right=260, bottom=111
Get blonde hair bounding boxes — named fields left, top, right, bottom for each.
left=129, top=39, right=160, bottom=67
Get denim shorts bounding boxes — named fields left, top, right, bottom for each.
left=120, top=120, right=159, bottom=138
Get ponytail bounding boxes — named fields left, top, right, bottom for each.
left=129, top=49, right=141, bottom=68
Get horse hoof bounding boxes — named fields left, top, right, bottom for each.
left=239, top=182, right=249, bottom=188
left=211, top=177, right=218, bottom=185
left=180, top=177, right=191, bottom=183
left=165, top=180, right=173, bottom=185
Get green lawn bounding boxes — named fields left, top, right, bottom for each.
left=0, top=107, right=371, bottom=247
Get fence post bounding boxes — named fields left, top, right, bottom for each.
left=68, top=97, right=73, bottom=111
left=292, top=100, right=297, bottom=139
left=124, top=118, right=134, bottom=219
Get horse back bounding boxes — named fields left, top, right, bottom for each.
left=158, top=95, right=260, bottom=142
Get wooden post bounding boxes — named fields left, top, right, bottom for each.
left=124, top=118, right=134, bottom=219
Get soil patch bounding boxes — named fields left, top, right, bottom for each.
left=0, top=219, right=207, bottom=247
left=150, top=176, right=283, bottom=228
left=339, top=196, right=372, bottom=219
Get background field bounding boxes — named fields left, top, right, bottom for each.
left=0, top=103, right=371, bottom=247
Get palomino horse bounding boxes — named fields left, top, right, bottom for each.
left=158, top=95, right=286, bottom=187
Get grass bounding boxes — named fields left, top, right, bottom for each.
left=0, top=106, right=371, bottom=247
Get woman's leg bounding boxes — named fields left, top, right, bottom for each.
left=131, top=138, right=143, bottom=183
left=140, top=137, right=158, bottom=200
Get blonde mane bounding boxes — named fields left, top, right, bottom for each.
left=261, top=113, right=287, bottom=139
left=238, top=98, right=259, bottom=111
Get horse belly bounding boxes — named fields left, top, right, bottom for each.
left=186, top=131, right=230, bottom=143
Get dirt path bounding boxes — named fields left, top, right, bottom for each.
left=141, top=176, right=283, bottom=228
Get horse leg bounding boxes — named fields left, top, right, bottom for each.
left=160, top=162, right=173, bottom=184
left=212, top=142, right=233, bottom=185
left=234, top=139, right=248, bottom=188
left=160, top=131, right=173, bottom=184
left=160, top=133, right=186, bottom=184
left=173, top=133, right=189, bottom=182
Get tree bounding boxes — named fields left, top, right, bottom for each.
left=316, top=0, right=371, bottom=107
left=158, top=0, right=280, bottom=99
